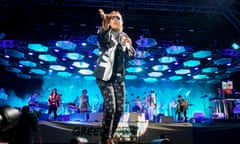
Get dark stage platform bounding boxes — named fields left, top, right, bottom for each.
left=1, top=112, right=240, bottom=144
left=32, top=118, right=240, bottom=144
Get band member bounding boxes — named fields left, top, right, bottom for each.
left=47, top=88, right=61, bottom=120
left=132, top=96, right=143, bottom=113
left=145, top=89, right=157, bottom=122
left=175, top=95, right=188, bottom=122
left=79, top=89, right=90, bottom=112
left=67, top=96, right=79, bottom=114
left=94, top=8, right=136, bottom=144
left=28, top=92, right=38, bottom=110
left=79, top=89, right=90, bottom=121
left=169, top=98, right=177, bottom=117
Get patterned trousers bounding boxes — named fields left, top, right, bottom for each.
left=96, top=78, right=125, bottom=143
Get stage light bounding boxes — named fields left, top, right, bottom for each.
left=158, top=56, right=176, bottom=63
left=57, top=71, right=72, bottom=77
left=128, top=59, right=146, bottom=66
left=28, top=43, right=48, bottom=52
left=2, top=40, right=15, bottom=48
left=207, top=57, right=212, bottom=61
left=148, top=72, right=163, bottom=77
left=86, top=35, right=98, bottom=46
left=17, top=74, right=31, bottom=79
left=38, top=54, right=57, bottom=62
left=169, top=76, right=183, bottom=81
left=78, top=69, right=93, bottom=75
left=69, top=66, right=74, bottom=70
left=232, top=42, right=239, bottom=50
left=83, top=76, right=96, bottom=80
left=227, top=63, right=231, bottom=66
left=72, top=62, right=89, bottom=68
left=193, top=74, right=208, bottom=80
left=125, top=75, right=137, bottom=80
left=19, top=60, right=37, bottom=67
left=226, top=67, right=240, bottom=73
left=202, top=67, right=218, bottom=73
left=93, top=48, right=99, bottom=55
left=193, top=50, right=212, bottom=58
left=175, top=69, right=190, bottom=75
left=126, top=67, right=143, bottom=73
left=152, top=65, right=169, bottom=71
left=69, top=137, right=88, bottom=143
left=136, top=38, right=157, bottom=48
left=214, top=58, right=231, bottom=65
left=4, top=55, right=9, bottom=59
left=135, top=50, right=151, bottom=58
left=54, top=49, right=60, bottom=52
left=0, top=32, right=6, bottom=39
left=29, top=69, right=46, bottom=75
left=5, top=67, right=21, bottom=73
left=143, top=77, right=158, bottom=83
left=149, top=57, right=154, bottom=61
left=174, top=62, right=179, bottom=65
left=55, top=40, right=77, bottom=51
left=0, top=58, right=9, bottom=66
left=81, top=42, right=87, bottom=46
left=183, top=60, right=200, bottom=67
left=66, top=53, right=84, bottom=60
left=28, top=52, right=33, bottom=55
left=5, top=49, right=24, bottom=59
left=215, top=73, right=230, bottom=79
left=166, top=45, right=185, bottom=55
left=87, top=52, right=93, bottom=58
left=49, top=65, right=66, bottom=71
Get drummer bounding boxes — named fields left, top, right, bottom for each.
left=132, top=96, right=143, bottom=113
left=79, top=89, right=90, bottom=120
left=28, top=92, right=39, bottom=110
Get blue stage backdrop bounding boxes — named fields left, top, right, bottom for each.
left=1, top=76, right=218, bottom=119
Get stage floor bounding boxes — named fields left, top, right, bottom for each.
left=33, top=118, right=240, bottom=144
left=2, top=111, right=239, bottom=144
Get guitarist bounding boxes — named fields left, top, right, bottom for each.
left=145, top=89, right=157, bottom=122
left=47, top=88, right=61, bottom=120
left=176, top=95, right=188, bottom=122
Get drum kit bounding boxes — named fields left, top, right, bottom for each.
left=125, top=97, right=148, bottom=113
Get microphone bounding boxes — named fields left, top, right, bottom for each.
left=119, top=32, right=131, bottom=49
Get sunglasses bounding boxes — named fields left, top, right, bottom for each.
left=111, top=16, right=121, bottom=20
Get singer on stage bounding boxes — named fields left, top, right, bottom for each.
left=94, top=9, right=136, bottom=144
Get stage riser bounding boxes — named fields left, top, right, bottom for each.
left=35, top=120, right=193, bottom=144
left=71, top=112, right=147, bottom=122
left=39, top=112, right=175, bottom=124
left=160, top=116, right=174, bottom=123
